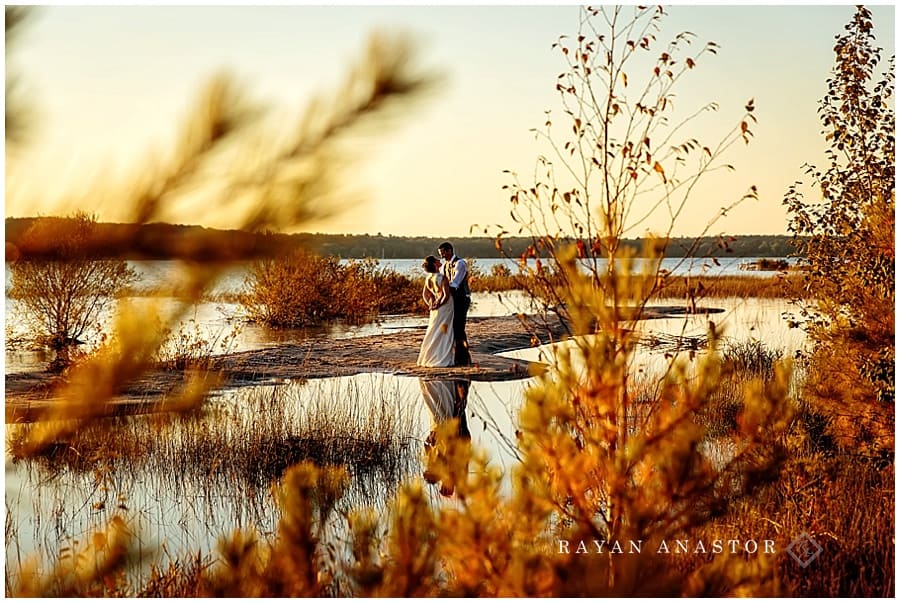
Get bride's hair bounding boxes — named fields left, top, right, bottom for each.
left=423, top=255, right=440, bottom=273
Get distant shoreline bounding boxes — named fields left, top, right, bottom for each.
left=5, top=217, right=798, bottom=262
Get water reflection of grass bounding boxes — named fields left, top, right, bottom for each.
left=212, top=380, right=420, bottom=494
left=12, top=380, right=419, bottom=490
left=6, top=378, right=421, bottom=578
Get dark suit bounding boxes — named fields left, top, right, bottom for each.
left=444, top=256, right=472, bottom=366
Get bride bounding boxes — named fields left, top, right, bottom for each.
left=416, top=255, right=455, bottom=367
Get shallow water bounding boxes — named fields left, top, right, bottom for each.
left=5, top=259, right=806, bottom=584
left=4, top=372, right=530, bottom=581
left=4, top=255, right=790, bottom=371
left=106, top=256, right=795, bottom=296
left=502, top=297, right=807, bottom=377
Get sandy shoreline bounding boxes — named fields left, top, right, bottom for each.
left=5, top=314, right=567, bottom=421
left=5, top=306, right=719, bottom=422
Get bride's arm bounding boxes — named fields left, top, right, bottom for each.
left=422, top=281, right=435, bottom=308
left=435, top=276, right=452, bottom=307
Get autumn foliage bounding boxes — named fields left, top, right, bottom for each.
left=784, top=5, right=894, bottom=454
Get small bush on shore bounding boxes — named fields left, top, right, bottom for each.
left=241, top=249, right=346, bottom=327
left=241, top=251, right=425, bottom=327
left=468, top=261, right=520, bottom=292
left=363, top=259, right=425, bottom=315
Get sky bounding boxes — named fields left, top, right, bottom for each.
left=4, top=3, right=896, bottom=238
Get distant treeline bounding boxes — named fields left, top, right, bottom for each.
left=5, top=217, right=797, bottom=261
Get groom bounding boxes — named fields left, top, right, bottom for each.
left=438, top=241, right=471, bottom=366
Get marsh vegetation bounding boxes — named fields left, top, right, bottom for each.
left=5, top=4, right=893, bottom=598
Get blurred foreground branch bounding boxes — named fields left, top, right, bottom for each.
left=9, top=28, right=441, bottom=454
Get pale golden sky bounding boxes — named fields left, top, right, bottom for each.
left=5, top=4, right=895, bottom=237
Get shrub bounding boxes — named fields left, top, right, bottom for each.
left=241, top=251, right=424, bottom=327
left=8, top=212, right=137, bottom=370
left=372, top=267, right=425, bottom=314
left=783, top=6, right=894, bottom=454
left=334, top=258, right=381, bottom=323
left=241, top=249, right=344, bottom=327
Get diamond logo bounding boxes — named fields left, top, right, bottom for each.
left=786, top=532, right=823, bottom=568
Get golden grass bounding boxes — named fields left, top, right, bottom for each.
left=653, top=273, right=806, bottom=300
left=672, top=430, right=894, bottom=597
left=8, top=378, right=418, bottom=493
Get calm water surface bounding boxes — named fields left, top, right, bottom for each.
left=4, top=257, right=792, bottom=370
left=4, top=258, right=805, bottom=584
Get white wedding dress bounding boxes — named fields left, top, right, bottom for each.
left=416, top=273, right=455, bottom=367
left=419, top=378, right=457, bottom=422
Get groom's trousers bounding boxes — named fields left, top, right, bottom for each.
left=451, top=289, right=471, bottom=366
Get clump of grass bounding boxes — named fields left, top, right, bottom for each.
left=9, top=378, right=418, bottom=497
left=468, top=261, right=520, bottom=292
left=154, top=317, right=242, bottom=371
left=213, top=380, right=419, bottom=490
left=699, top=340, right=786, bottom=436
left=739, top=258, right=791, bottom=271
left=720, top=339, right=783, bottom=379
left=653, top=274, right=806, bottom=300
left=629, top=339, right=788, bottom=439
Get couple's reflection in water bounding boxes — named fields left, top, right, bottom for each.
left=418, top=378, right=471, bottom=497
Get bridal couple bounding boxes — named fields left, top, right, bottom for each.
left=416, top=242, right=472, bottom=368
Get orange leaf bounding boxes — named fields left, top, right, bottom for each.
left=653, top=162, right=667, bottom=183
